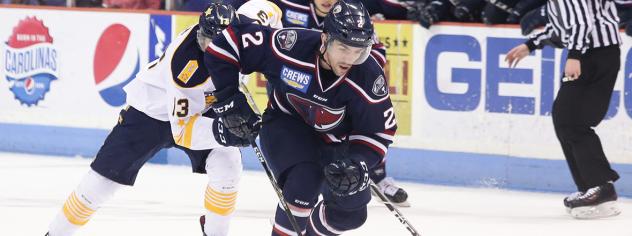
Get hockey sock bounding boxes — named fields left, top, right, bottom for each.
left=271, top=202, right=311, bottom=236
left=271, top=162, right=323, bottom=236
left=48, top=170, right=123, bottom=236
left=307, top=201, right=368, bottom=236
left=203, top=147, right=242, bottom=236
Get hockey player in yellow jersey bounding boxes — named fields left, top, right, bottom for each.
left=45, top=1, right=283, bottom=235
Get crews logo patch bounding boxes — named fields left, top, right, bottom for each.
left=281, top=66, right=312, bottom=93
left=285, top=9, right=308, bottom=27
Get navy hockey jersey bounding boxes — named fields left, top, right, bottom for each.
left=204, top=23, right=397, bottom=167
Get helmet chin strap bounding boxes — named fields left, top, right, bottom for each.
left=319, top=38, right=335, bottom=71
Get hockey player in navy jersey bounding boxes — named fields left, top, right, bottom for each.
left=44, top=2, right=285, bottom=236
left=205, top=0, right=398, bottom=234
left=266, top=0, right=410, bottom=207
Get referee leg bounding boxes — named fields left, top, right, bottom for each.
left=552, top=46, right=621, bottom=192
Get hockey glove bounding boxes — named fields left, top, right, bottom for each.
left=324, top=158, right=370, bottom=197
left=211, top=86, right=261, bottom=140
left=212, top=118, right=250, bottom=147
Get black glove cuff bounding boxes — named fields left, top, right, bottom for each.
left=525, top=40, right=537, bottom=52
left=567, top=49, right=582, bottom=60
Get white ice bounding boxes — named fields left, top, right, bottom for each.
left=1, top=152, right=630, bottom=236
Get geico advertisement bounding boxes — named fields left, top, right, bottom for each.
left=411, top=25, right=632, bottom=164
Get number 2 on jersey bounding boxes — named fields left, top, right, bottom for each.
left=241, top=32, right=263, bottom=48
left=384, top=107, right=396, bottom=129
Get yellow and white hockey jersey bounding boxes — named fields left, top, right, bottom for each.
left=124, top=0, right=283, bottom=150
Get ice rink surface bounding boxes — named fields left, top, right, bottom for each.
left=1, top=152, right=630, bottom=236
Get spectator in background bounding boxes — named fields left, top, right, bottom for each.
left=176, top=0, right=246, bottom=12
left=406, top=0, right=486, bottom=28
left=1, top=0, right=65, bottom=6
left=617, top=0, right=632, bottom=36
left=102, top=0, right=160, bottom=9
left=482, top=0, right=545, bottom=24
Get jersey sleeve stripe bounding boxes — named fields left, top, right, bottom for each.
left=349, top=135, right=387, bottom=156
left=223, top=27, right=240, bottom=58
left=382, top=0, right=408, bottom=8
left=280, top=0, right=310, bottom=10
left=344, top=78, right=390, bottom=104
left=383, top=129, right=396, bottom=136
left=375, top=132, right=394, bottom=141
left=206, top=43, right=240, bottom=67
left=370, top=51, right=386, bottom=68
left=271, top=30, right=316, bottom=69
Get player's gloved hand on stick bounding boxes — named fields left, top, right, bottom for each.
left=212, top=118, right=250, bottom=147
left=211, top=86, right=261, bottom=141
left=324, top=158, right=370, bottom=196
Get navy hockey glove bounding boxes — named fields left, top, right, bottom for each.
left=212, top=118, right=250, bottom=147
left=324, top=158, right=370, bottom=197
left=211, top=86, right=261, bottom=140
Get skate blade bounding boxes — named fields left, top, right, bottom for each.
left=570, top=201, right=621, bottom=219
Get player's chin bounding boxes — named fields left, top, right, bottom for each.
left=336, top=65, right=350, bottom=75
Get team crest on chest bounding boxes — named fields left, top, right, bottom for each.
left=281, top=65, right=312, bottom=93
left=286, top=93, right=345, bottom=131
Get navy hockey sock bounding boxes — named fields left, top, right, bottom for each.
left=306, top=201, right=367, bottom=235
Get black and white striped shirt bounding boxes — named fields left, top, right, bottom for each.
left=526, top=0, right=622, bottom=60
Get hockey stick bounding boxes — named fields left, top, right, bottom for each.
left=238, top=80, right=304, bottom=236
left=484, top=0, right=521, bottom=16
left=370, top=182, right=420, bottom=236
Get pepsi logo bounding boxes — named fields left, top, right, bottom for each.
left=24, top=77, right=35, bottom=95
left=93, top=23, right=140, bottom=107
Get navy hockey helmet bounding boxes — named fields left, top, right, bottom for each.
left=198, top=0, right=238, bottom=38
left=322, top=0, right=374, bottom=48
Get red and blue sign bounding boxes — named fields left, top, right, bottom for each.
left=93, top=23, right=139, bottom=107
left=4, top=17, right=58, bottom=106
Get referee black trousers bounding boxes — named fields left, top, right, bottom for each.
left=552, top=45, right=621, bottom=192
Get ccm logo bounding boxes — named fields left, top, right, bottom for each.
left=213, top=101, right=235, bottom=113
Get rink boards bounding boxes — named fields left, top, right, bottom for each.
left=0, top=6, right=631, bottom=196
